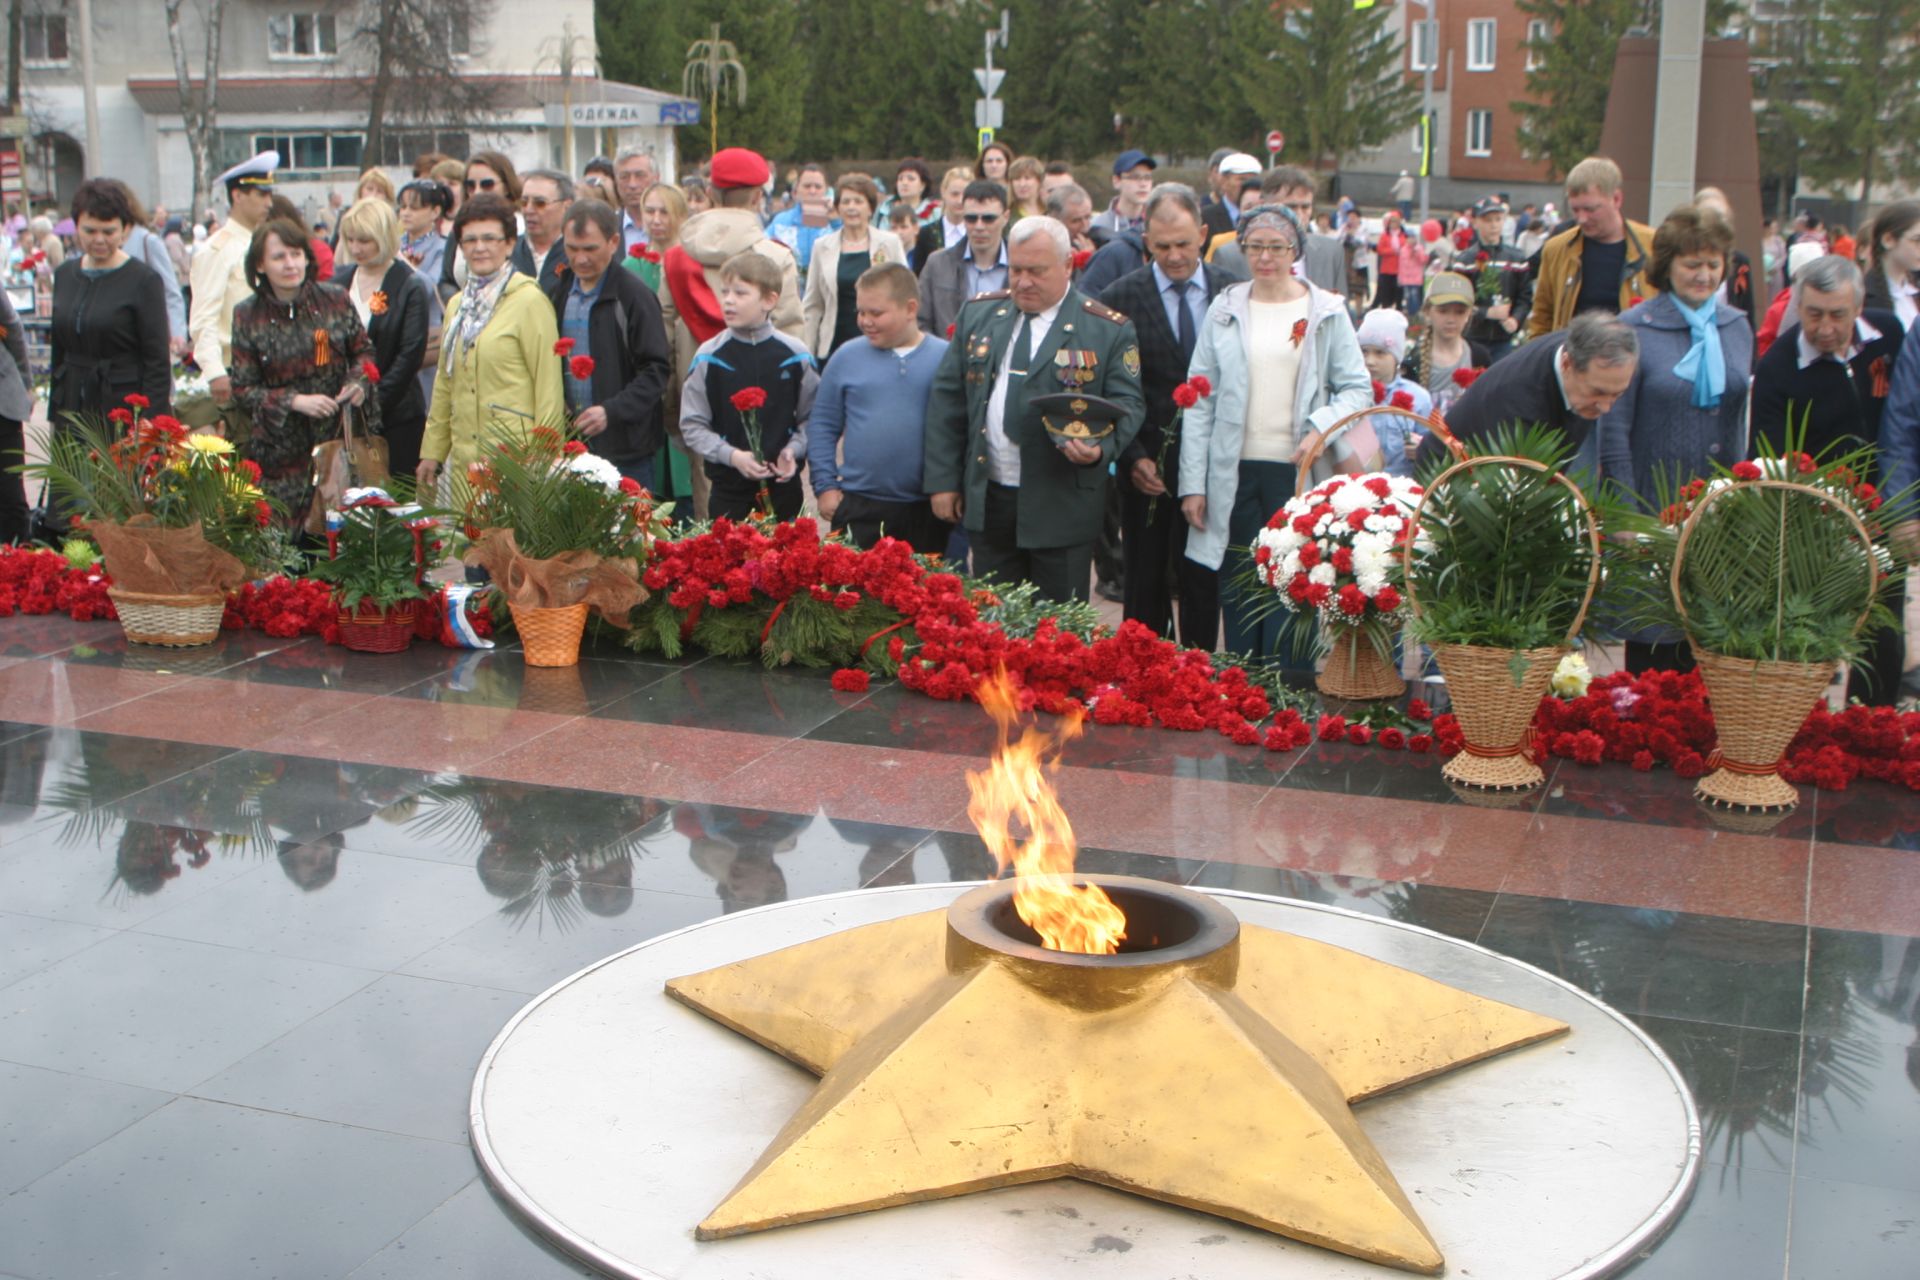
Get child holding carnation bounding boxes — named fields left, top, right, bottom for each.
left=1354, top=309, right=1432, bottom=477
left=680, top=251, right=818, bottom=520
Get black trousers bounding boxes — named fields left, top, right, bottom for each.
left=830, top=492, right=951, bottom=555
left=1850, top=579, right=1908, bottom=707
left=972, top=482, right=1093, bottom=604
left=0, top=416, right=26, bottom=544
left=1094, top=476, right=1123, bottom=589
left=1119, top=476, right=1218, bottom=649
left=1625, top=640, right=1696, bottom=676
left=709, top=475, right=803, bottom=523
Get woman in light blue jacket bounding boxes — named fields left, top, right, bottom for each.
left=1179, top=205, right=1371, bottom=664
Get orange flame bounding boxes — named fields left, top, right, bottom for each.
left=965, top=671, right=1127, bottom=955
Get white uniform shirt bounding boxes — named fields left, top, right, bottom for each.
left=983, top=299, right=1063, bottom=486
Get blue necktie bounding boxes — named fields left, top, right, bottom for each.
left=1175, top=280, right=1196, bottom=362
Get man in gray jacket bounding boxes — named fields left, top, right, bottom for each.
left=918, top=180, right=1008, bottom=338
left=1212, top=166, right=1344, bottom=296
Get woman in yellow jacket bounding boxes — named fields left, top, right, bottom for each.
left=414, top=193, right=564, bottom=493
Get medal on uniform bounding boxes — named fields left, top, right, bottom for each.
left=1055, top=349, right=1097, bottom=387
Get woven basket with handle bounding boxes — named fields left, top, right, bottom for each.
left=1318, top=626, right=1405, bottom=701
left=1673, top=478, right=1872, bottom=812
left=1404, top=454, right=1602, bottom=791
left=108, top=588, right=227, bottom=647
left=513, top=602, right=590, bottom=668
left=1292, top=404, right=1466, bottom=498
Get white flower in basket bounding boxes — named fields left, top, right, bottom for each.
left=1252, top=472, right=1423, bottom=632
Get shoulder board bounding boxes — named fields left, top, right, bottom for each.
left=1081, top=298, right=1127, bottom=323
left=968, top=289, right=1011, bottom=303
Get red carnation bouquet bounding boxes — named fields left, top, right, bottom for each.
left=730, top=385, right=775, bottom=517
left=1250, top=472, right=1422, bottom=659
left=1153, top=375, right=1211, bottom=522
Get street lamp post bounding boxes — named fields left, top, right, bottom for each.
left=1407, top=0, right=1435, bottom=224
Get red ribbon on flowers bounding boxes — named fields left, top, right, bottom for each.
left=859, top=618, right=912, bottom=658
left=679, top=597, right=704, bottom=642
left=759, top=597, right=789, bottom=646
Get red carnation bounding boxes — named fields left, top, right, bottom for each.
left=1732, top=461, right=1762, bottom=481
left=1373, top=585, right=1402, bottom=612
left=108, top=407, right=133, bottom=425
left=361, top=359, right=381, bottom=385
left=831, top=668, right=871, bottom=693
left=562, top=440, right=587, bottom=456
left=1171, top=383, right=1199, bottom=409
left=618, top=476, right=643, bottom=496
left=1071, top=249, right=1093, bottom=270
left=569, top=355, right=596, bottom=381
left=1336, top=583, right=1368, bottom=616
left=1475, top=251, right=1491, bottom=265
left=730, top=386, right=768, bottom=412
left=1316, top=714, right=1347, bottom=742
left=125, top=394, right=150, bottom=410
left=1346, top=508, right=1370, bottom=531
left=1631, top=750, right=1654, bottom=772
left=945, top=323, right=956, bottom=338
left=1451, top=366, right=1482, bottom=389
left=554, top=338, right=576, bottom=356
left=1407, top=733, right=1433, bottom=753
left=1188, top=375, right=1212, bottom=397
left=1390, top=390, right=1416, bottom=411
left=1378, top=727, right=1406, bottom=750
left=240, top=458, right=262, bottom=482
left=254, top=500, right=272, bottom=527
left=1674, top=750, right=1707, bottom=779
left=1346, top=723, right=1373, bottom=746
left=1793, top=452, right=1816, bottom=474
left=1371, top=378, right=1387, bottom=404
left=1406, top=698, right=1432, bottom=721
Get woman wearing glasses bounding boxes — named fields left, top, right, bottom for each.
left=439, top=151, right=524, bottom=300
left=1178, top=204, right=1371, bottom=665
left=415, top=192, right=564, bottom=494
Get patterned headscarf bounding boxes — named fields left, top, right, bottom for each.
left=1236, top=203, right=1305, bottom=254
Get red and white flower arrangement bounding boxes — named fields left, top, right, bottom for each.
left=1252, top=472, right=1422, bottom=646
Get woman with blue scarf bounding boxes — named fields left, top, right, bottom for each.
left=1598, top=205, right=1754, bottom=674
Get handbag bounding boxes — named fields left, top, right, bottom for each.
left=305, top=400, right=390, bottom=535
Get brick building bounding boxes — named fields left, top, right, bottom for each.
left=1341, top=0, right=1564, bottom=213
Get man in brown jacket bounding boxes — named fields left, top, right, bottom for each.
left=1527, top=156, right=1656, bottom=339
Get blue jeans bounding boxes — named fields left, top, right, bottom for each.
left=617, top=458, right=656, bottom=492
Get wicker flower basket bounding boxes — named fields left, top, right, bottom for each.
left=1673, top=478, right=1874, bottom=814
left=1404, top=454, right=1603, bottom=792
left=1292, top=404, right=1465, bottom=497
left=513, top=602, right=590, bottom=668
left=107, top=588, right=227, bottom=647
left=1433, top=643, right=1567, bottom=790
left=337, top=599, right=419, bottom=654
left=1317, top=625, right=1405, bottom=701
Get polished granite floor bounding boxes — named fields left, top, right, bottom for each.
left=0, top=614, right=1917, bottom=1279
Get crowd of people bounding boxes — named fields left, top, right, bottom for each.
left=2, top=138, right=1917, bottom=703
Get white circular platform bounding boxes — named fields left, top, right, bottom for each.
left=471, top=884, right=1700, bottom=1279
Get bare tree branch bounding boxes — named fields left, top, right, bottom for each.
left=339, top=0, right=504, bottom=168
left=163, top=0, right=223, bottom=217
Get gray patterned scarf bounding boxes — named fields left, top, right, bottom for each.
left=453, top=268, right=512, bottom=361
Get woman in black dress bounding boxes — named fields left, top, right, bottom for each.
left=334, top=198, right=430, bottom=478
left=49, top=179, right=173, bottom=428
left=228, top=217, right=378, bottom=531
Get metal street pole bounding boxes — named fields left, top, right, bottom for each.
left=1408, top=0, right=1434, bottom=224
left=75, top=0, right=101, bottom=172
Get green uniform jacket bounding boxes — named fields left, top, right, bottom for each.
left=922, top=287, right=1145, bottom=549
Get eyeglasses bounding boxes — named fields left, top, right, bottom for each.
left=464, top=178, right=498, bottom=192
left=459, top=233, right=509, bottom=248
left=962, top=212, right=1002, bottom=225
left=521, top=196, right=560, bottom=209
left=1243, top=241, right=1297, bottom=258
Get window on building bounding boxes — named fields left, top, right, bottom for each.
left=1466, top=110, right=1493, bottom=158
left=1467, top=19, right=1496, bottom=71
left=24, top=8, right=69, bottom=66
left=1526, top=20, right=1549, bottom=71
left=269, top=12, right=338, bottom=60
left=250, top=132, right=364, bottom=173
left=447, top=11, right=472, bottom=57
left=378, top=129, right=470, bottom=168
left=1409, top=17, right=1436, bottom=72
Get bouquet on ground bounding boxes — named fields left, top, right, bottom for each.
left=25, top=398, right=289, bottom=596
left=1251, top=471, right=1421, bottom=696
left=311, top=487, right=436, bottom=616
left=456, top=424, right=668, bottom=628
left=1628, top=423, right=1912, bottom=810
left=1403, top=424, right=1624, bottom=789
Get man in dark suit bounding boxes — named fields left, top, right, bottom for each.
left=545, top=200, right=672, bottom=488
left=511, top=169, right=573, bottom=293
left=913, top=166, right=972, bottom=279
left=918, top=180, right=1008, bottom=338
left=1099, top=183, right=1228, bottom=646
left=1752, top=254, right=1905, bottom=704
left=1415, top=312, right=1638, bottom=469
left=925, top=216, right=1146, bottom=603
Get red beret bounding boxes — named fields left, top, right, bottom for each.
left=709, top=147, right=771, bottom=190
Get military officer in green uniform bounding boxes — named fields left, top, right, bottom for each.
left=923, top=215, right=1145, bottom=603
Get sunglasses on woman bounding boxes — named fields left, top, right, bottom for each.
left=464, top=177, right=499, bottom=193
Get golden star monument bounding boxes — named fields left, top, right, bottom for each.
left=667, top=876, right=1569, bottom=1275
